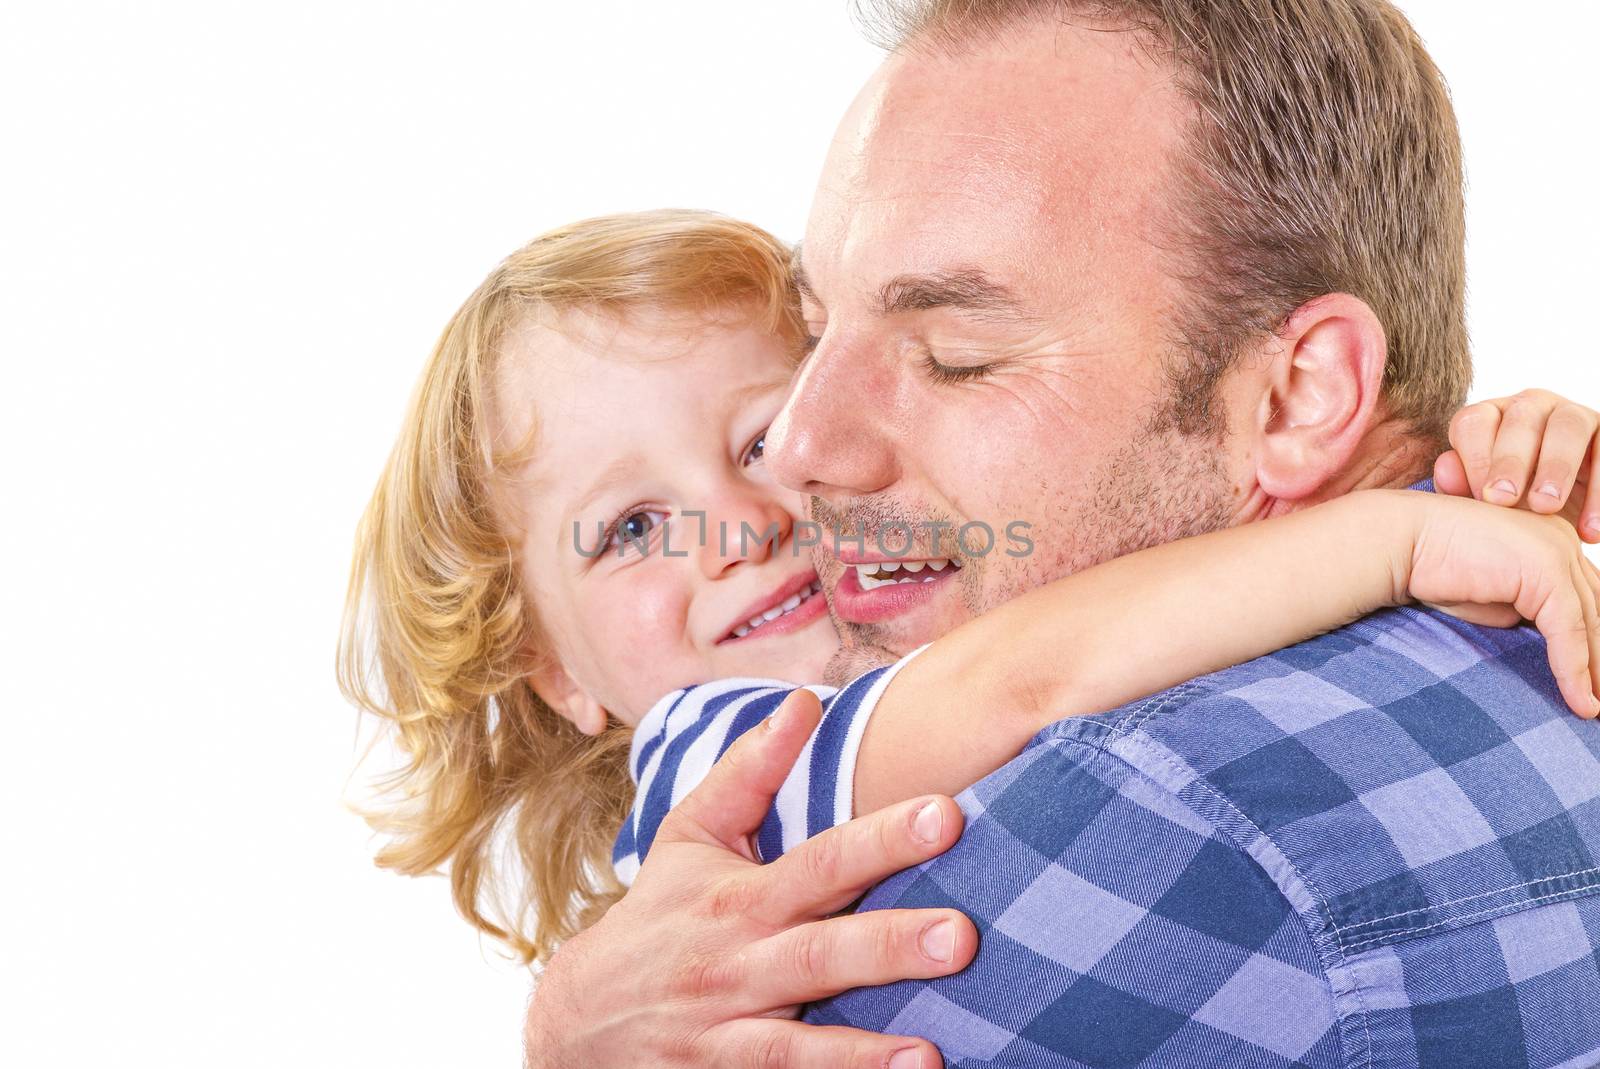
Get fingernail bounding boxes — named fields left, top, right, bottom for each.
left=920, top=919, right=956, bottom=963
left=1535, top=481, right=1561, bottom=500
left=912, top=800, right=943, bottom=844
left=1489, top=478, right=1518, bottom=499
left=1585, top=515, right=1600, bottom=539
left=766, top=699, right=787, bottom=732
left=888, top=1048, right=923, bottom=1069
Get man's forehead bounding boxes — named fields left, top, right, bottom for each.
left=802, top=20, right=1183, bottom=300
left=815, top=58, right=1049, bottom=209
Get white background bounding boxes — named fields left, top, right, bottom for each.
left=2, top=2, right=1595, bottom=1066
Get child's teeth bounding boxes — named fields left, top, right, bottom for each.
left=730, top=581, right=823, bottom=640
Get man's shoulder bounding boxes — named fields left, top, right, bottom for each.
left=818, top=700, right=1343, bottom=1065
left=817, top=607, right=1600, bottom=1065
left=1052, top=603, right=1600, bottom=967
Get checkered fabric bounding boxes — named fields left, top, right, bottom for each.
left=807, top=602, right=1600, bottom=1068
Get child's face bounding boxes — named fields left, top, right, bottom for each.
left=494, top=305, right=839, bottom=728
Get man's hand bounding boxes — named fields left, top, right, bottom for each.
left=523, top=689, right=978, bottom=1069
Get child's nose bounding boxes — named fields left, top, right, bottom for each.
left=696, top=492, right=795, bottom=579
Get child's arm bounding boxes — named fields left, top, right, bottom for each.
left=617, top=394, right=1600, bottom=876
left=853, top=489, right=1600, bottom=814
left=617, top=490, right=1599, bottom=879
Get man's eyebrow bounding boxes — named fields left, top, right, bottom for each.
left=792, top=256, right=1031, bottom=324
left=879, top=269, right=1028, bottom=321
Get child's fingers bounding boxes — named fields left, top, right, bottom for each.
left=1575, top=555, right=1600, bottom=719
left=1433, top=450, right=1470, bottom=497
left=1447, top=401, right=1503, bottom=499
left=1483, top=392, right=1557, bottom=506
left=1557, top=487, right=1588, bottom=534
left=659, top=688, right=825, bottom=854
left=1528, top=558, right=1600, bottom=719
left=1527, top=402, right=1598, bottom=515
left=1584, top=446, right=1600, bottom=542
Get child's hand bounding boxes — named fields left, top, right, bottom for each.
left=1403, top=493, right=1600, bottom=718
left=1434, top=389, right=1600, bottom=541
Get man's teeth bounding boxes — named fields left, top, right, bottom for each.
left=729, top=580, right=823, bottom=640
left=854, top=559, right=960, bottom=592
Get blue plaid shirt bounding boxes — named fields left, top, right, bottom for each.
left=806, top=601, right=1600, bottom=1065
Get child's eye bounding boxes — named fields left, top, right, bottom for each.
left=603, top=508, right=669, bottom=555
left=743, top=429, right=768, bottom=467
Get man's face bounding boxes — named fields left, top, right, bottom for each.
left=768, top=19, right=1242, bottom=681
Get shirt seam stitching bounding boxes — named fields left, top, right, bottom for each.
left=1338, top=878, right=1600, bottom=953
left=1330, top=866, right=1600, bottom=939
left=1045, top=725, right=1364, bottom=1068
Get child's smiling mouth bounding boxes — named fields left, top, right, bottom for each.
left=719, top=575, right=827, bottom=643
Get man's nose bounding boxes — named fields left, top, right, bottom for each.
left=695, top=490, right=793, bottom=581
left=767, top=333, right=899, bottom=501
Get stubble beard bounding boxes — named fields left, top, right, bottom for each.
left=817, top=420, right=1236, bottom=688
left=1068, top=423, right=1238, bottom=575
left=809, top=495, right=986, bottom=687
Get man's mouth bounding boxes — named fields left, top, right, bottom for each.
left=851, top=558, right=962, bottom=591
left=833, top=556, right=964, bottom=625
left=721, top=578, right=826, bottom=642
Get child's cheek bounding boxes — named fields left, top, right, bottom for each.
left=597, top=566, right=697, bottom=700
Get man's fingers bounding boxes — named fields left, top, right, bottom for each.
left=720, top=1019, right=943, bottom=1069
left=1527, top=403, right=1598, bottom=514
left=747, top=909, right=978, bottom=1008
left=1484, top=393, right=1554, bottom=505
left=763, top=795, right=965, bottom=923
left=660, top=688, right=825, bottom=853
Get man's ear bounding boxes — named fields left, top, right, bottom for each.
left=1250, top=293, right=1387, bottom=503
left=526, top=657, right=609, bottom=737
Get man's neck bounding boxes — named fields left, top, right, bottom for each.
left=1256, top=418, right=1438, bottom=522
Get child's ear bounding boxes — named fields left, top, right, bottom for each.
left=526, top=659, right=609, bottom=737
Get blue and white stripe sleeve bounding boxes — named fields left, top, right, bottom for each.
left=611, top=644, right=932, bottom=887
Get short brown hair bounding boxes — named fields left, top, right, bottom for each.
left=856, top=0, right=1469, bottom=444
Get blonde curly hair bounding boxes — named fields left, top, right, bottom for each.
left=336, top=209, right=804, bottom=963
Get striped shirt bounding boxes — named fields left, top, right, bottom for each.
left=611, top=643, right=931, bottom=886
